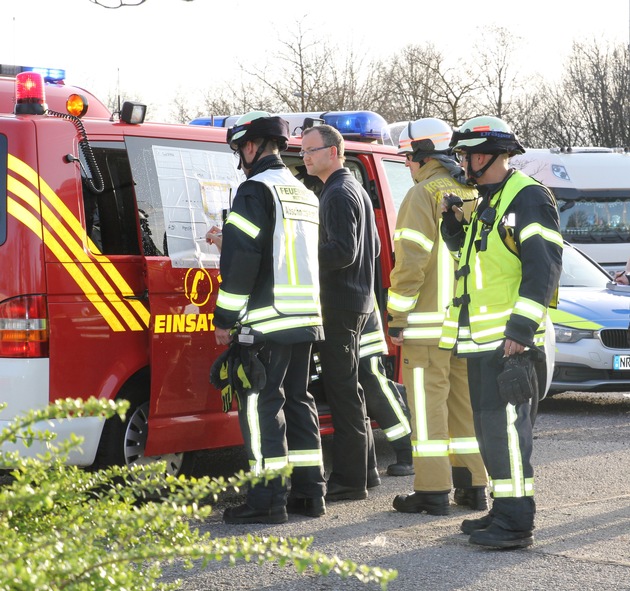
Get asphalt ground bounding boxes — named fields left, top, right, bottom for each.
left=161, top=390, right=630, bottom=591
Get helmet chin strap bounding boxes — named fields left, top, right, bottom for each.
left=237, top=139, right=270, bottom=173
left=466, top=153, right=499, bottom=183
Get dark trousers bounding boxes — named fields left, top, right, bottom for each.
left=467, top=352, right=536, bottom=531
left=239, top=341, right=326, bottom=509
left=359, top=354, right=411, bottom=448
left=319, top=307, right=375, bottom=488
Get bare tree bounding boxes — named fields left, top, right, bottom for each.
left=240, top=23, right=338, bottom=113
left=563, top=41, right=630, bottom=146
left=375, top=44, right=445, bottom=122
left=472, top=26, right=523, bottom=119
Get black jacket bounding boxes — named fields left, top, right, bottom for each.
left=318, top=168, right=380, bottom=314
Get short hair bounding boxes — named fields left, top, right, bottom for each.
left=303, top=125, right=345, bottom=164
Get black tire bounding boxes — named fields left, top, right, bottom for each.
left=96, top=394, right=195, bottom=478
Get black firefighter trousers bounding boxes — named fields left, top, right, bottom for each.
left=467, top=352, right=536, bottom=532
left=239, top=340, right=326, bottom=510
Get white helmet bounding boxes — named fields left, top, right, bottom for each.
left=397, top=118, right=453, bottom=157
left=450, top=115, right=525, bottom=156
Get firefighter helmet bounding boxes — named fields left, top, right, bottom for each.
left=226, top=111, right=290, bottom=151
left=450, top=116, right=525, bottom=156
left=397, top=118, right=453, bottom=163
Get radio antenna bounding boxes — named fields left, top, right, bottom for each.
left=117, top=67, right=121, bottom=115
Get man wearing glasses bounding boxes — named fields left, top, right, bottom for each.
left=301, top=125, right=381, bottom=501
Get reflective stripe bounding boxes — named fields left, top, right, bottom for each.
left=250, top=314, right=322, bottom=334
left=387, top=290, right=418, bottom=312
left=505, top=402, right=528, bottom=497
left=520, top=222, right=563, bottom=247
left=246, top=393, right=264, bottom=475
left=412, top=366, right=427, bottom=442
left=449, top=437, right=480, bottom=455
left=413, top=440, right=450, bottom=457
left=274, top=285, right=318, bottom=296
left=403, top=327, right=443, bottom=340
left=456, top=339, right=500, bottom=354
left=407, top=312, right=445, bottom=324
left=491, top=477, right=534, bottom=498
left=288, top=449, right=323, bottom=467
left=360, top=341, right=387, bottom=358
left=370, top=357, right=410, bottom=440
left=216, top=289, right=248, bottom=312
left=383, top=423, right=409, bottom=440
left=359, top=329, right=388, bottom=357
left=410, top=366, right=448, bottom=457
left=250, top=456, right=289, bottom=471
left=226, top=211, right=260, bottom=239
left=513, top=297, right=546, bottom=324
left=394, top=227, right=434, bottom=251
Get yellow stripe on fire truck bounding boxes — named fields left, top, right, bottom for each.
left=7, top=154, right=150, bottom=332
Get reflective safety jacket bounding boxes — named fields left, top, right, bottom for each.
left=215, top=157, right=324, bottom=344
left=439, top=170, right=563, bottom=355
left=387, top=159, right=477, bottom=346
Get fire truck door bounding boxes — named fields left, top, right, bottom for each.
left=143, top=259, right=223, bottom=455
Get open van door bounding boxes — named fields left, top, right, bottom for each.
left=125, top=136, right=244, bottom=459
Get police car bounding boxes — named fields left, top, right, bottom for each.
left=549, top=241, right=630, bottom=393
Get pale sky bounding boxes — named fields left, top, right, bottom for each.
left=2, top=0, right=629, bottom=120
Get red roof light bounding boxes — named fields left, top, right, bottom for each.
left=15, top=71, right=46, bottom=114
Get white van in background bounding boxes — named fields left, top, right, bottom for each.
left=510, top=147, right=630, bottom=273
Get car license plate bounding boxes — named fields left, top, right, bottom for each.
left=613, top=355, right=630, bottom=370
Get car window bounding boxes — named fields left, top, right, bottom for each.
left=381, top=159, right=413, bottom=213
left=560, top=245, right=611, bottom=288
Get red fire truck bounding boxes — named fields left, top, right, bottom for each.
left=0, top=66, right=410, bottom=475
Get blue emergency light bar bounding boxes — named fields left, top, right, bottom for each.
left=189, top=116, right=228, bottom=127
left=23, top=67, right=66, bottom=84
left=0, top=65, right=65, bottom=84
left=189, top=110, right=390, bottom=143
left=320, top=111, right=388, bottom=141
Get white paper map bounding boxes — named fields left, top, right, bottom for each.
left=152, top=145, right=244, bottom=268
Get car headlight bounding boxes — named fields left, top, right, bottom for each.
left=554, top=325, right=596, bottom=343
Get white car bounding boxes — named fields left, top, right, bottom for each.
left=549, top=242, right=630, bottom=393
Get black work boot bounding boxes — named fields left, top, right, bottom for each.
left=223, top=503, right=288, bottom=525
left=454, top=487, right=488, bottom=511
left=468, top=522, right=533, bottom=549
left=367, top=467, right=382, bottom=488
left=286, top=496, right=326, bottom=518
left=387, top=441, right=414, bottom=476
left=392, top=491, right=450, bottom=515
left=460, top=512, right=494, bottom=534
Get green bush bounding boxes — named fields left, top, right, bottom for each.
left=0, top=398, right=397, bottom=590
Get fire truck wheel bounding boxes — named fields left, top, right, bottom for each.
left=96, top=399, right=195, bottom=478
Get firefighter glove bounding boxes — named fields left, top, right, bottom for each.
left=209, top=343, right=243, bottom=412
left=441, top=193, right=465, bottom=235
left=496, top=351, right=538, bottom=406
left=239, top=344, right=267, bottom=394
